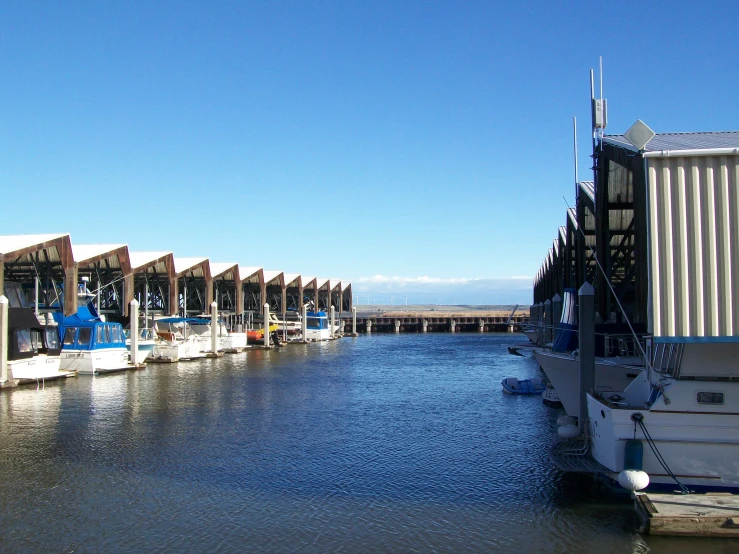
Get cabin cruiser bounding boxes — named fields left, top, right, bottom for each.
left=304, top=311, right=339, bottom=341
left=587, top=342, right=739, bottom=491
left=3, top=282, right=68, bottom=382
left=52, top=304, right=133, bottom=374
left=533, top=289, right=645, bottom=417
left=151, top=317, right=204, bottom=361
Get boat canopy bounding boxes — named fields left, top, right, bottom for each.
left=306, top=311, right=329, bottom=330
left=52, top=305, right=126, bottom=350
left=8, top=307, right=61, bottom=360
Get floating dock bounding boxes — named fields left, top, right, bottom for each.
left=634, top=492, right=739, bottom=537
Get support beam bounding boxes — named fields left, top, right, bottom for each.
left=64, top=263, right=78, bottom=317
left=579, top=282, right=595, bottom=433
left=169, top=277, right=178, bottom=316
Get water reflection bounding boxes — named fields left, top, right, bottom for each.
left=0, top=334, right=721, bottom=552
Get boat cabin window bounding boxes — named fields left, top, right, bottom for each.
left=96, top=325, right=105, bottom=344
left=697, top=392, right=724, bottom=405
left=15, top=329, right=33, bottom=353
left=111, top=326, right=122, bottom=343
left=78, top=327, right=92, bottom=346
left=45, top=328, right=60, bottom=350
left=307, top=318, right=321, bottom=327
left=63, top=327, right=78, bottom=345
left=31, top=329, right=44, bottom=351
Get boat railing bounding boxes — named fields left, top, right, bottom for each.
left=602, top=333, right=647, bottom=359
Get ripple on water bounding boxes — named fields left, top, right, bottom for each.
left=0, top=334, right=657, bottom=552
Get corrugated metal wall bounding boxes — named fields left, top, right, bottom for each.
left=648, top=155, right=739, bottom=339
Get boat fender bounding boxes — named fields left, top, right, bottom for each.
left=556, top=415, right=576, bottom=427
left=617, top=470, right=649, bottom=491
left=557, top=424, right=580, bottom=439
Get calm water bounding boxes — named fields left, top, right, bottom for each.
left=0, top=334, right=735, bottom=553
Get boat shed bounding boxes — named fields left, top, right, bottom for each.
left=72, top=244, right=132, bottom=319
left=263, top=271, right=285, bottom=313
left=239, top=266, right=263, bottom=312
left=317, top=279, right=342, bottom=311
left=283, top=273, right=302, bottom=312
left=0, top=233, right=77, bottom=316
left=599, top=131, right=739, bottom=340
left=127, top=251, right=177, bottom=317
left=210, top=263, right=242, bottom=315
left=173, top=257, right=212, bottom=316
left=301, top=276, right=317, bottom=310
left=341, top=282, right=352, bottom=313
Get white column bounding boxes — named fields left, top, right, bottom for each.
left=478, top=319, right=485, bottom=333
left=301, top=304, right=307, bottom=341
left=422, top=319, right=428, bottom=333
left=450, top=319, right=456, bottom=333
left=130, top=298, right=139, bottom=365
left=394, top=319, right=400, bottom=333
left=263, top=303, right=270, bottom=348
left=352, top=306, right=357, bottom=335
left=0, top=295, right=7, bottom=382
left=211, top=301, right=218, bottom=353
left=330, top=306, right=335, bottom=338
left=366, top=319, right=372, bottom=334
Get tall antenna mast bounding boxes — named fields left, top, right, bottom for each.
left=573, top=116, right=578, bottom=186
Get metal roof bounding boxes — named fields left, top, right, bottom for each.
left=316, top=278, right=330, bottom=290
left=73, top=244, right=128, bottom=264
left=0, top=233, right=70, bottom=260
left=578, top=181, right=595, bottom=203
left=559, top=226, right=567, bottom=245
left=238, top=266, right=262, bottom=284
left=341, top=282, right=352, bottom=293
left=210, top=262, right=239, bottom=280
left=603, top=131, right=739, bottom=153
left=129, top=251, right=173, bottom=271
left=263, top=271, right=284, bottom=287
left=301, top=276, right=317, bottom=289
left=173, top=257, right=210, bottom=278
left=567, top=208, right=578, bottom=229
left=283, top=273, right=301, bottom=288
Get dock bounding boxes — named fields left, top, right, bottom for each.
left=344, top=309, right=527, bottom=333
left=634, top=492, right=739, bottom=537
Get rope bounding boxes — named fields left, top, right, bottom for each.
left=633, top=414, right=691, bottom=494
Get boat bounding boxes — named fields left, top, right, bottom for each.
left=52, top=303, right=134, bottom=374
left=150, top=317, right=204, bottom=361
left=304, top=311, right=334, bottom=341
left=587, top=342, right=739, bottom=492
left=3, top=282, right=69, bottom=382
left=125, top=327, right=156, bottom=362
left=542, top=384, right=562, bottom=407
left=533, top=289, right=645, bottom=417
left=523, top=327, right=539, bottom=344
left=501, top=377, right=546, bottom=394
left=246, top=323, right=278, bottom=343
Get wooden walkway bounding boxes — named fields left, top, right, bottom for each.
left=635, top=492, right=739, bottom=537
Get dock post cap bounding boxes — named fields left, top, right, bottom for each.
left=544, top=299, right=551, bottom=306
left=551, top=293, right=562, bottom=302
left=264, top=303, right=269, bottom=309
left=211, top=301, right=217, bottom=308
left=0, top=295, right=8, bottom=305
left=130, top=298, right=139, bottom=307
left=578, top=282, right=595, bottom=296
left=352, top=306, right=356, bottom=312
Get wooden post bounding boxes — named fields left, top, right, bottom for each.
left=302, top=304, right=307, bottom=342
left=211, top=301, right=218, bottom=354
left=579, top=282, right=595, bottom=433
left=130, top=298, right=139, bottom=366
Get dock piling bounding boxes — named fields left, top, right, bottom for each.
left=552, top=294, right=562, bottom=342
left=395, top=319, right=400, bottom=333
left=130, top=299, right=139, bottom=366
left=302, top=304, right=307, bottom=342
left=351, top=306, right=357, bottom=335
left=578, top=282, right=595, bottom=434
left=211, top=301, right=218, bottom=354
left=544, top=298, right=552, bottom=343
left=422, top=319, right=427, bottom=333
left=330, top=306, right=335, bottom=338
left=366, top=320, right=372, bottom=334
left=0, top=295, right=7, bottom=383
left=264, top=303, right=270, bottom=348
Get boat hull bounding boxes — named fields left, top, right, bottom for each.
left=151, top=340, right=202, bottom=361
left=59, top=348, right=133, bottom=374
left=9, top=355, right=70, bottom=381
left=533, top=349, right=642, bottom=417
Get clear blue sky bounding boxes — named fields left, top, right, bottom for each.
left=1, top=1, right=737, bottom=304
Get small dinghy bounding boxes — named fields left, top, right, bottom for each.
left=542, top=385, right=562, bottom=407
left=501, top=377, right=546, bottom=395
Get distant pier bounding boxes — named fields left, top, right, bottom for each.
left=341, top=310, right=527, bottom=333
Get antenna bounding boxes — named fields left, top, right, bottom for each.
left=573, top=116, right=578, bottom=186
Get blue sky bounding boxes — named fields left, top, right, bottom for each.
left=1, top=1, right=737, bottom=304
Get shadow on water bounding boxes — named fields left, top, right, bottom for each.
left=0, top=334, right=731, bottom=552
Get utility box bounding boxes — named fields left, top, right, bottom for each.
left=592, top=98, right=608, bottom=129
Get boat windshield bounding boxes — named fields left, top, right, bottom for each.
left=15, top=329, right=33, bottom=353
left=45, top=328, right=60, bottom=350
left=63, top=328, right=78, bottom=345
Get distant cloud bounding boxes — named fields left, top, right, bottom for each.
left=349, top=275, right=532, bottom=305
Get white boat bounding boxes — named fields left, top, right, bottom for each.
left=53, top=306, right=133, bottom=374
left=150, top=318, right=204, bottom=361
left=303, top=311, right=340, bottom=341
left=587, top=342, right=739, bottom=491
left=533, top=349, right=643, bottom=417
left=523, top=328, right=539, bottom=344
left=125, top=328, right=156, bottom=362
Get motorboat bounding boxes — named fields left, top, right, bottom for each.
left=304, top=311, right=336, bottom=341
left=533, top=289, right=645, bottom=417
left=501, top=377, right=546, bottom=394
left=150, top=317, right=204, bottom=361
left=587, top=342, right=739, bottom=492
left=3, top=282, right=69, bottom=382
left=125, top=327, right=156, bottom=362
left=52, top=304, right=134, bottom=374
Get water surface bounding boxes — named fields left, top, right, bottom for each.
left=0, top=334, right=732, bottom=552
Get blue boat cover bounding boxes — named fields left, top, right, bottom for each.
left=552, top=288, right=578, bottom=352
